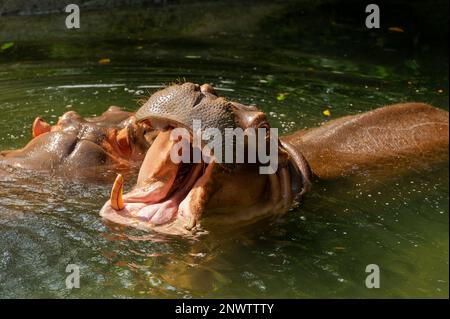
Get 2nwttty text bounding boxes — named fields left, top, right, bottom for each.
left=175, top=303, right=274, bottom=316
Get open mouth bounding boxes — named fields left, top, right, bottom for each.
left=100, top=128, right=215, bottom=233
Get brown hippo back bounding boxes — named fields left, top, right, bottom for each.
left=281, top=103, right=449, bottom=180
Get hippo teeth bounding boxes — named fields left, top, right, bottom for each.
left=110, top=174, right=125, bottom=210
left=101, top=126, right=215, bottom=232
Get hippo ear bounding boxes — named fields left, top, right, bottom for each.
left=231, top=102, right=270, bottom=130
left=32, top=117, right=51, bottom=138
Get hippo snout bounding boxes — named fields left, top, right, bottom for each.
left=135, top=82, right=237, bottom=133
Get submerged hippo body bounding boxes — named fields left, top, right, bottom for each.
left=0, top=106, right=155, bottom=181
left=99, top=83, right=449, bottom=235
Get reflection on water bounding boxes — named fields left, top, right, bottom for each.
left=0, top=36, right=448, bottom=298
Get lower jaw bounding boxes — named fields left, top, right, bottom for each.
left=99, top=204, right=197, bottom=236
left=101, top=162, right=293, bottom=234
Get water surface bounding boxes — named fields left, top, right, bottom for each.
left=0, top=34, right=448, bottom=298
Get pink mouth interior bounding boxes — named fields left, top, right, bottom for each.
left=101, top=129, right=205, bottom=226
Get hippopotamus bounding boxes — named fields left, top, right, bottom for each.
left=99, top=83, right=449, bottom=235
left=0, top=106, right=155, bottom=181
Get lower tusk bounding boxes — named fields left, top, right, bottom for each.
left=110, top=174, right=125, bottom=210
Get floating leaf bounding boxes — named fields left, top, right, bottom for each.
left=1, top=42, right=14, bottom=51
left=276, top=93, right=288, bottom=101
left=322, top=109, right=331, bottom=117
left=388, top=27, right=405, bottom=33
left=98, top=58, right=111, bottom=65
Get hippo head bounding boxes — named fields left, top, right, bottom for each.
left=100, top=83, right=309, bottom=235
left=0, top=106, right=156, bottom=181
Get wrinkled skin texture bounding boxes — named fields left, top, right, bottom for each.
left=100, top=83, right=449, bottom=236
left=0, top=106, right=155, bottom=181
left=136, top=82, right=237, bottom=134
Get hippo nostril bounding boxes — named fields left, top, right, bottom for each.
left=192, top=93, right=205, bottom=108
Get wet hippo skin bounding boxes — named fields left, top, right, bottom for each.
left=0, top=106, right=156, bottom=181
left=281, top=102, right=449, bottom=180
left=99, top=83, right=449, bottom=235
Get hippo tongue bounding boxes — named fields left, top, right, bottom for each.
left=105, top=127, right=208, bottom=227
left=123, top=130, right=179, bottom=203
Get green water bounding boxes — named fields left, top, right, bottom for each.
left=0, top=34, right=448, bottom=298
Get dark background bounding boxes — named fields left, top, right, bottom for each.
left=1, top=0, right=448, bottom=65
